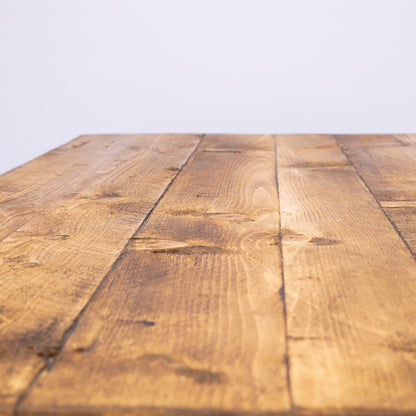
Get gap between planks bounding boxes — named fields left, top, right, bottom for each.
left=332, top=134, right=416, bottom=261
left=273, top=136, right=294, bottom=410
left=12, top=135, right=205, bottom=416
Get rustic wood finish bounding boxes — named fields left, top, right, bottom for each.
left=335, top=134, right=416, bottom=256
left=1, top=134, right=415, bottom=416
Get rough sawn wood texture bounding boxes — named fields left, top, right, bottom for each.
left=0, top=134, right=415, bottom=416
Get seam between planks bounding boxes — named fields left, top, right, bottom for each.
left=19, top=404, right=416, bottom=416
left=332, top=134, right=416, bottom=261
left=13, top=134, right=205, bottom=416
left=273, top=136, right=294, bottom=410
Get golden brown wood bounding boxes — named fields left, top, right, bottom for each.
left=276, top=135, right=416, bottom=411
left=0, top=134, right=201, bottom=415
left=1, top=134, right=416, bottom=416
left=18, top=135, right=290, bottom=415
left=0, top=135, right=129, bottom=242
left=335, top=134, right=416, bottom=201
left=335, top=134, right=416, bottom=255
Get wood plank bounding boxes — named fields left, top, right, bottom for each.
left=335, top=134, right=416, bottom=201
left=276, top=135, right=416, bottom=411
left=0, top=134, right=201, bottom=415
left=335, top=134, right=416, bottom=256
left=0, top=134, right=198, bottom=242
left=18, top=135, right=290, bottom=415
left=379, top=206, right=416, bottom=255
left=0, top=135, right=125, bottom=242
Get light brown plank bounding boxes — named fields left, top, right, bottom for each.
left=0, top=134, right=200, bottom=415
left=276, top=135, right=416, bottom=411
left=379, top=206, right=416, bottom=255
left=0, top=135, right=128, bottom=242
left=335, top=134, right=416, bottom=201
left=19, top=135, right=290, bottom=415
left=335, top=134, right=416, bottom=256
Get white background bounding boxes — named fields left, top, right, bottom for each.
left=1, top=0, right=416, bottom=174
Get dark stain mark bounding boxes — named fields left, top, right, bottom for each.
left=269, top=235, right=280, bottom=246
left=288, top=161, right=350, bottom=169
left=127, top=145, right=142, bottom=152
left=166, top=167, right=180, bottom=172
left=129, top=236, right=153, bottom=240
left=72, top=140, right=89, bottom=148
left=174, top=367, right=227, bottom=384
left=137, top=320, right=155, bottom=326
left=293, top=275, right=322, bottom=281
left=196, top=193, right=220, bottom=198
left=202, top=149, right=243, bottom=153
left=151, top=245, right=229, bottom=255
left=73, top=339, right=98, bottom=354
left=387, top=340, right=416, bottom=354
left=22, top=262, right=40, bottom=268
left=44, top=234, right=70, bottom=241
left=309, top=237, right=341, bottom=246
left=100, top=191, right=121, bottom=198
left=36, top=346, right=60, bottom=358
left=117, top=319, right=155, bottom=327
left=282, top=353, right=289, bottom=366
left=138, top=354, right=227, bottom=385
left=107, top=277, right=116, bottom=292
left=12, top=319, right=60, bottom=359
left=240, top=218, right=255, bottom=223
left=5, top=255, right=26, bottom=263
left=278, top=285, right=285, bottom=303
left=288, top=335, right=328, bottom=341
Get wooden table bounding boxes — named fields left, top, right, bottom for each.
left=1, top=134, right=415, bottom=416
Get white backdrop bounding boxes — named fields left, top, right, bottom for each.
left=1, top=0, right=416, bottom=174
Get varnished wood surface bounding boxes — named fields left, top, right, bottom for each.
left=0, top=134, right=415, bottom=416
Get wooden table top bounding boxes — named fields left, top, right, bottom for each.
left=1, top=134, right=415, bottom=416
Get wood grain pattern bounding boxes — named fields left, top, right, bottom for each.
left=335, top=134, right=416, bottom=255
left=0, top=134, right=200, bottom=415
left=18, top=135, right=290, bottom=415
left=1, top=133, right=416, bottom=415
left=335, top=134, right=416, bottom=201
left=0, top=135, right=128, bottom=242
left=276, top=135, right=416, bottom=411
